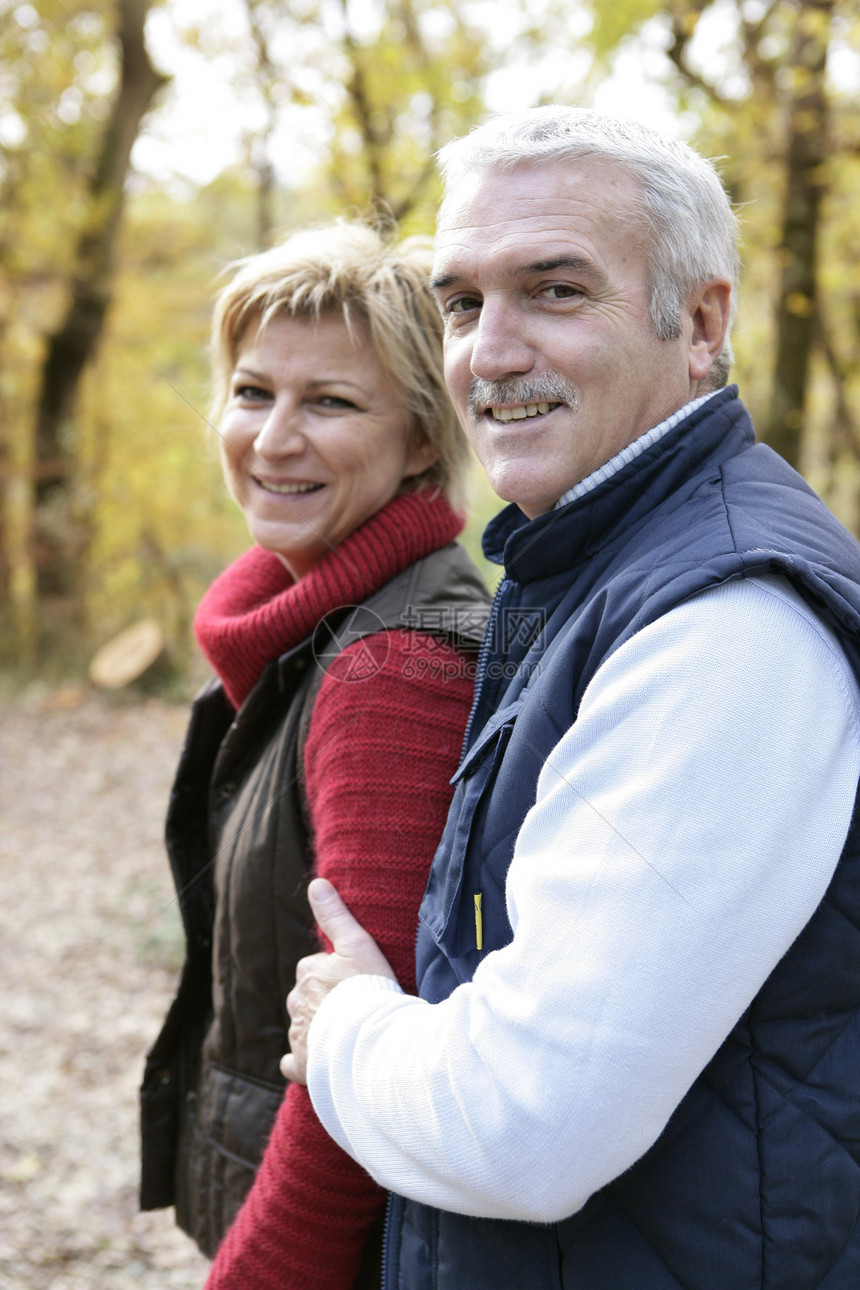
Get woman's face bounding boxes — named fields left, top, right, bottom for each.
left=219, top=312, right=435, bottom=580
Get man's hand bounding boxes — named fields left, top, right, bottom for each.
left=281, top=877, right=397, bottom=1084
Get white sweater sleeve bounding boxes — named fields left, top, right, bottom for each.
left=306, top=575, right=860, bottom=1222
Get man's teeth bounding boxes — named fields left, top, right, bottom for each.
left=259, top=480, right=322, bottom=495
left=490, top=402, right=552, bottom=422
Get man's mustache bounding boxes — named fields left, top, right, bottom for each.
left=468, top=374, right=578, bottom=419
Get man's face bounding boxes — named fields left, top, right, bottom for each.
left=432, top=159, right=705, bottom=518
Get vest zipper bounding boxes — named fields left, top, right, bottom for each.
left=459, top=575, right=512, bottom=762
left=387, top=577, right=508, bottom=1285
left=381, top=1190, right=395, bottom=1290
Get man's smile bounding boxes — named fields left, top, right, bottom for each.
left=488, top=402, right=562, bottom=422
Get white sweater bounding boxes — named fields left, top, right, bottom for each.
left=306, top=574, right=860, bottom=1222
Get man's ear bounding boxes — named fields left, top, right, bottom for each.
left=687, top=280, right=731, bottom=384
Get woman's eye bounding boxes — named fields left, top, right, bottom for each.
left=317, top=395, right=357, bottom=410
left=233, top=383, right=271, bottom=401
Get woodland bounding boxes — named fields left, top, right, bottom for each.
left=1, top=0, right=859, bottom=682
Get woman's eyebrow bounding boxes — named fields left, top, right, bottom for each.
left=305, top=378, right=364, bottom=392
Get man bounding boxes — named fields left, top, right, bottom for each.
left=283, top=108, right=860, bottom=1288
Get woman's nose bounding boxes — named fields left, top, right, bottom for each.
left=253, top=399, right=305, bottom=459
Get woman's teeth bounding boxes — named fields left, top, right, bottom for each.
left=259, top=480, right=323, bottom=495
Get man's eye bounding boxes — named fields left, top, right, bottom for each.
left=448, top=295, right=482, bottom=314
left=543, top=284, right=581, bottom=300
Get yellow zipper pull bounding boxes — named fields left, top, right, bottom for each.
left=474, top=893, right=483, bottom=951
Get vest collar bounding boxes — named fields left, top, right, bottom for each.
left=483, top=387, right=753, bottom=584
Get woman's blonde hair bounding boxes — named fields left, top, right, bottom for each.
left=211, top=221, right=469, bottom=507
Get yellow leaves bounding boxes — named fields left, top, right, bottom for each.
left=678, top=8, right=700, bottom=37
left=2, top=0, right=858, bottom=663
left=784, top=66, right=824, bottom=97
left=587, top=0, right=666, bottom=59
left=8, top=1153, right=43, bottom=1183
left=320, top=0, right=488, bottom=224
left=798, top=5, right=832, bottom=40
left=785, top=291, right=815, bottom=316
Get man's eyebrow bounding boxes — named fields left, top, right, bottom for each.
left=429, top=273, right=459, bottom=293
left=430, top=255, right=596, bottom=292
left=525, top=256, right=593, bottom=274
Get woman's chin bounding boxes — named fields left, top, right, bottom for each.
left=246, top=522, right=326, bottom=578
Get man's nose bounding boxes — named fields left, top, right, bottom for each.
left=469, top=298, right=534, bottom=380
left=253, top=399, right=304, bottom=459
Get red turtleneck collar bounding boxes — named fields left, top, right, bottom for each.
left=194, top=489, right=464, bottom=710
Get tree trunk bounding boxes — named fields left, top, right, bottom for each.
left=32, top=0, right=168, bottom=593
left=243, top=0, right=279, bottom=249
left=764, top=0, right=832, bottom=466
left=0, top=313, right=37, bottom=663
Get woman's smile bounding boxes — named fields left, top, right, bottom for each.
left=219, top=312, right=432, bottom=580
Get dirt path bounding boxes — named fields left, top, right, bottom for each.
left=0, top=687, right=211, bottom=1289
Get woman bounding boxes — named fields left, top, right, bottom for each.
left=139, top=222, right=489, bottom=1287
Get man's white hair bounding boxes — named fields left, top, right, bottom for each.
left=437, top=107, right=740, bottom=389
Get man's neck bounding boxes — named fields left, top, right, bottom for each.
left=553, top=390, right=721, bottom=511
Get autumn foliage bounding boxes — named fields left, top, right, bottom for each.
left=1, top=0, right=858, bottom=673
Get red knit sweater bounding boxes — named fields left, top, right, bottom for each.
left=197, top=492, right=480, bottom=1289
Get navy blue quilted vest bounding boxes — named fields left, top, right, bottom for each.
left=385, top=389, right=860, bottom=1290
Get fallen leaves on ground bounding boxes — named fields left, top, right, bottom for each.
left=0, top=687, right=211, bottom=1289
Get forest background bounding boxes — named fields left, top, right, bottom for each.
left=1, top=0, right=859, bottom=686
left=0, top=2, right=859, bottom=1285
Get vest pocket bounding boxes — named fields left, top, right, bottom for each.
left=206, top=1059, right=283, bottom=1157
left=177, top=1059, right=284, bottom=1255
left=420, top=701, right=522, bottom=962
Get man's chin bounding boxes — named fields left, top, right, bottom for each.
left=492, top=482, right=558, bottom=521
